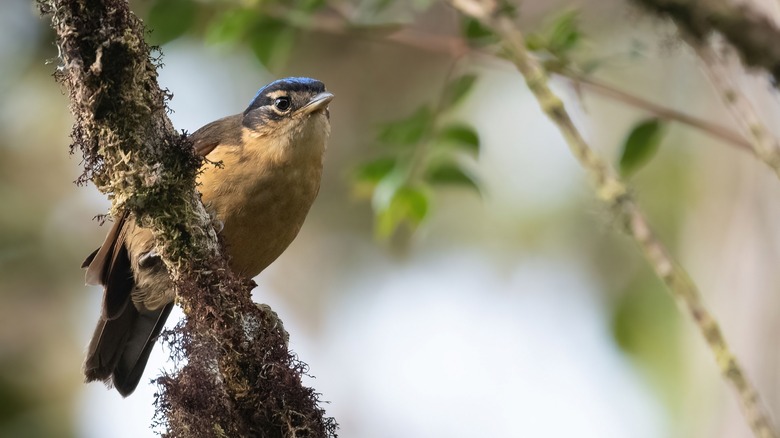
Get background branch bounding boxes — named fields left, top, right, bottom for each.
left=267, top=4, right=753, bottom=156
left=631, top=0, right=780, bottom=85
left=550, top=68, right=752, bottom=151
left=447, top=0, right=778, bottom=437
left=692, top=42, right=780, bottom=177
left=629, top=0, right=780, bottom=178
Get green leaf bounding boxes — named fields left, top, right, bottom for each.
left=547, top=10, right=581, bottom=56
left=426, top=162, right=480, bottom=192
left=525, top=33, right=546, bottom=51
left=371, top=167, right=406, bottom=212
left=461, top=17, right=497, bottom=44
left=354, top=157, right=397, bottom=184
left=147, top=0, right=197, bottom=45
left=352, top=157, right=397, bottom=198
left=436, top=123, right=480, bottom=155
left=372, top=0, right=395, bottom=13
left=619, top=118, right=665, bottom=177
left=297, top=0, right=327, bottom=13
left=442, top=74, right=477, bottom=108
left=375, top=186, right=429, bottom=239
left=378, top=106, right=434, bottom=146
left=205, top=9, right=257, bottom=45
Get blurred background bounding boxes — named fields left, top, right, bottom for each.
left=2, top=0, right=780, bottom=436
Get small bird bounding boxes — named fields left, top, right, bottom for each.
left=81, top=77, right=333, bottom=396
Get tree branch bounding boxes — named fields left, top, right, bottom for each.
left=629, top=0, right=780, bottom=178
left=38, top=0, right=336, bottom=436
left=691, top=42, right=780, bottom=178
left=268, top=4, right=753, bottom=155
left=550, top=68, right=753, bottom=152
left=631, top=0, right=780, bottom=85
left=447, top=1, right=777, bottom=437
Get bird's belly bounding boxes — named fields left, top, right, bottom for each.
left=204, top=168, right=321, bottom=278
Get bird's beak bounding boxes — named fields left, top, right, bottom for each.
left=301, top=92, right=334, bottom=115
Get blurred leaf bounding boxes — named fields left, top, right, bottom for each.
left=436, top=123, right=480, bottom=155
left=442, top=74, right=477, bottom=108
left=371, top=167, right=406, bottom=212
left=525, top=33, right=546, bottom=51
left=619, top=118, right=665, bottom=177
left=526, top=9, right=582, bottom=58
left=611, top=282, right=683, bottom=407
left=205, top=9, right=257, bottom=45
left=426, top=162, right=480, bottom=192
left=461, top=17, right=497, bottom=45
left=249, top=20, right=296, bottom=68
left=354, top=157, right=397, bottom=184
left=373, top=0, right=395, bottom=13
left=297, top=0, right=327, bottom=13
left=376, top=186, right=429, bottom=239
left=378, top=106, right=433, bottom=146
left=496, top=0, right=518, bottom=17
left=147, top=0, right=197, bottom=45
left=352, top=157, right=397, bottom=198
left=547, top=10, right=581, bottom=56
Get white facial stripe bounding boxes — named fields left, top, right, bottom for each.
left=266, top=90, right=288, bottom=100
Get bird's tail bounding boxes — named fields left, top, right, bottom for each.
left=84, top=302, right=174, bottom=397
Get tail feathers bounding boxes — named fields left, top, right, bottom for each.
left=113, top=303, right=174, bottom=396
left=84, top=303, right=137, bottom=383
left=84, top=302, right=174, bottom=397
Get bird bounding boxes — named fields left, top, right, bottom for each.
left=81, top=77, right=333, bottom=396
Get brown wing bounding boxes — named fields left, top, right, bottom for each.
left=83, top=212, right=133, bottom=320
left=81, top=113, right=243, bottom=293
left=191, top=114, right=242, bottom=157
left=82, top=114, right=243, bottom=395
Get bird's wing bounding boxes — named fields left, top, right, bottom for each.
left=82, top=114, right=245, bottom=395
left=191, top=114, right=243, bottom=157
left=83, top=212, right=134, bottom=320
left=82, top=114, right=244, bottom=290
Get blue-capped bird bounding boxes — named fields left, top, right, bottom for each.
left=81, top=77, right=333, bottom=396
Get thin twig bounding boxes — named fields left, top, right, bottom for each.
left=551, top=69, right=752, bottom=152
left=267, top=5, right=752, bottom=155
left=691, top=42, right=780, bottom=177
left=446, top=1, right=778, bottom=437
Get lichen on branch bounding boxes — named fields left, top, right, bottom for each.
left=39, top=0, right=215, bottom=265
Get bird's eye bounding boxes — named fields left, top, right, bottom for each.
left=274, top=97, right=291, bottom=112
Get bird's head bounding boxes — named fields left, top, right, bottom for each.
left=242, top=77, right=333, bottom=154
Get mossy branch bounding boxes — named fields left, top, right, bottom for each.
left=447, top=1, right=777, bottom=437
left=38, top=0, right=336, bottom=436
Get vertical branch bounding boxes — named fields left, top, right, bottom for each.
left=447, top=1, right=777, bottom=437
left=38, top=0, right=337, bottom=436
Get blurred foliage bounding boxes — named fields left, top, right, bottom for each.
left=526, top=9, right=582, bottom=67
left=141, top=0, right=330, bottom=68
left=146, top=0, right=197, bottom=45
left=619, top=118, right=666, bottom=177
left=352, top=74, right=481, bottom=239
left=611, top=275, right=684, bottom=414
